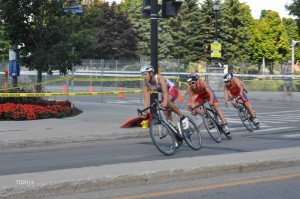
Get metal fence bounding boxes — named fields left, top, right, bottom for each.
left=0, top=59, right=299, bottom=95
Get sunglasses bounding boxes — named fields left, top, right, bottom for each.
left=189, top=81, right=196, bottom=85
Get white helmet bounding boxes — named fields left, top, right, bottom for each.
left=223, top=73, right=232, bottom=82
left=140, top=65, right=154, bottom=73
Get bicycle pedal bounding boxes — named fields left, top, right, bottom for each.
left=159, top=135, right=167, bottom=139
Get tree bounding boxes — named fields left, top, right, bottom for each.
left=168, top=0, right=203, bottom=62
left=0, top=0, right=77, bottom=91
left=282, top=18, right=300, bottom=61
left=122, top=0, right=151, bottom=60
left=249, top=11, right=289, bottom=68
left=0, top=22, right=10, bottom=62
left=219, top=0, right=253, bottom=65
left=91, top=2, right=138, bottom=59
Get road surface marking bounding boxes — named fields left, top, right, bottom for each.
left=282, top=134, right=300, bottom=138
left=114, top=173, right=300, bottom=199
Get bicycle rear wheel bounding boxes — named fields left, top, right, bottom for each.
left=182, top=116, right=202, bottom=150
left=238, top=105, right=253, bottom=132
left=203, top=110, right=222, bottom=143
left=149, top=119, right=176, bottom=156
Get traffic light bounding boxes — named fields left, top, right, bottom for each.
left=142, top=0, right=151, bottom=18
left=162, top=0, right=182, bottom=18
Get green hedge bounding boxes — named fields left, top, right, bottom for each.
left=245, top=79, right=300, bottom=92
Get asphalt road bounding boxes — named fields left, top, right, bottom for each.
left=96, top=166, right=300, bottom=199
left=0, top=101, right=299, bottom=176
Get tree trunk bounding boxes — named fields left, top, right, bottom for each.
left=35, top=69, right=43, bottom=92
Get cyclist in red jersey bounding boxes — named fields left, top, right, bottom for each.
left=187, top=73, right=231, bottom=135
left=223, top=73, right=259, bottom=124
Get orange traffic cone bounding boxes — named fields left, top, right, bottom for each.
left=89, top=85, right=93, bottom=92
left=62, top=84, right=67, bottom=93
left=118, top=87, right=125, bottom=98
left=177, top=90, right=183, bottom=102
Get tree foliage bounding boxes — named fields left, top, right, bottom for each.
left=0, top=0, right=77, bottom=91
left=90, top=2, right=138, bottom=59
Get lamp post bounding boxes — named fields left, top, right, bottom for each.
left=212, top=0, right=220, bottom=68
left=213, top=0, right=219, bottom=42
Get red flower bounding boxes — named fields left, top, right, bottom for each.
left=0, top=100, right=77, bottom=120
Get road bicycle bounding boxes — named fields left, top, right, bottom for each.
left=138, top=100, right=202, bottom=156
left=227, top=96, right=260, bottom=132
left=190, top=99, right=232, bottom=143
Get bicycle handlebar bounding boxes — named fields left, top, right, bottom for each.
left=137, top=100, right=171, bottom=116
left=190, top=99, right=213, bottom=112
left=227, top=96, right=242, bottom=104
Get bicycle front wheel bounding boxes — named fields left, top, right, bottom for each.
left=149, top=119, right=176, bottom=156
left=203, top=111, right=222, bottom=143
left=182, top=116, right=202, bottom=150
left=238, top=105, right=253, bottom=132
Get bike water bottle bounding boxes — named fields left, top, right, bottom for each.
left=169, top=120, right=178, bottom=131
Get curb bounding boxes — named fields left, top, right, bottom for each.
left=0, top=128, right=149, bottom=150
left=1, top=147, right=300, bottom=199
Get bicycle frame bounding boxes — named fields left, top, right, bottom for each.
left=190, top=100, right=223, bottom=143
left=138, top=100, right=182, bottom=137
left=228, top=96, right=257, bottom=132
left=138, top=100, right=202, bottom=154
left=191, top=100, right=221, bottom=128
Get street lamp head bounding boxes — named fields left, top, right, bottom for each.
left=213, top=0, right=219, bottom=11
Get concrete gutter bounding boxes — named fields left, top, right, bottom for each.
left=1, top=147, right=300, bottom=199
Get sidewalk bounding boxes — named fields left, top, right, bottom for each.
left=0, top=91, right=299, bottom=198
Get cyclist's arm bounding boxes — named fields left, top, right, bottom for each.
left=142, top=82, right=150, bottom=115
left=203, top=81, right=213, bottom=104
left=157, top=75, right=169, bottom=108
left=224, top=87, right=230, bottom=105
left=187, top=87, right=195, bottom=104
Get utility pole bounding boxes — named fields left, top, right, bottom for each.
left=142, top=0, right=182, bottom=115
left=291, top=39, right=300, bottom=73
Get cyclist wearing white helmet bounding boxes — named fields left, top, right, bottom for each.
left=187, top=73, right=231, bottom=135
left=224, top=72, right=259, bottom=124
left=140, top=65, right=189, bottom=136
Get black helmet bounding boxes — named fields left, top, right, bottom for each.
left=187, top=73, right=199, bottom=83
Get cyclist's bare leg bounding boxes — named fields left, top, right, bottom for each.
left=165, top=95, right=184, bottom=120
left=244, top=101, right=256, bottom=118
left=213, top=102, right=227, bottom=124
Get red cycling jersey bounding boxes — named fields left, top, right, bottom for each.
left=188, top=80, right=218, bottom=104
left=226, top=79, right=249, bottom=103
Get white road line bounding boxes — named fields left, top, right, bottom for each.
left=258, top=110, right=300, bottom=115
left=254, top=127, right=295, bottom=133
left=106, top=100, right=141, bottom=104
left=282, top=134, right=300, bottom=138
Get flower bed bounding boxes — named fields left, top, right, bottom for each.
left=0, top=100, right=82, bottom=120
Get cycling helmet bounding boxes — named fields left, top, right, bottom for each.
left=187, top=73, right=199, bottom=83
left=140, top=65, right=154, bottom=73
left=223, top=73, right=232, bottom=82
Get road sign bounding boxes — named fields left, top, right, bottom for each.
left=211, top=41, right=221, bottom=58
left=211, top=42, right=221, bottom=51
left=211, top=51, right=221, bottom=58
